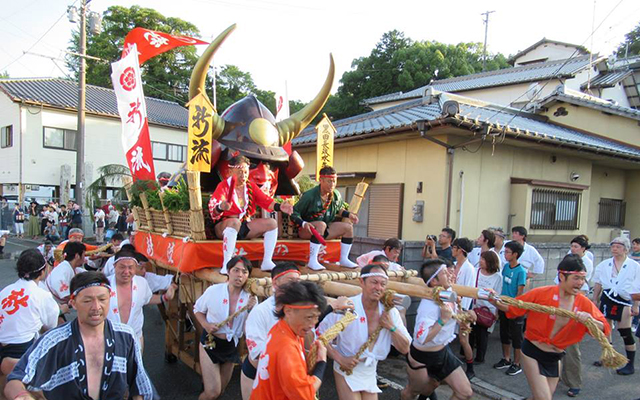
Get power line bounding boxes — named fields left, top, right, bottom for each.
left=481, top=10, right=495, bottom=72
left=482, top=0, right=625, bottom=140
left=0, top=2, right=76, bottom=72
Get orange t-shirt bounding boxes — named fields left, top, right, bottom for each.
left=54, top=240, right=99, bottom=266
left=506, top=285, right=611, bottom=349
left=250, top=319, right=317, bottom=400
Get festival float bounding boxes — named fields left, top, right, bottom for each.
left=111, top=24, right=627, bottom=375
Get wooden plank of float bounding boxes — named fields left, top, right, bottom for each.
left=320, top=281, right=362, bottom=297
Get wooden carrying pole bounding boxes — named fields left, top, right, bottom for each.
left=121, top=176, right=141, bottom=226
left=186, top=171, right=206, bottom=240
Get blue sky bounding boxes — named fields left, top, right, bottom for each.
left=1, top=0, right=638, bottom=102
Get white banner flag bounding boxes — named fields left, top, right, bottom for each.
left=110, top=44, right=155, bottom=181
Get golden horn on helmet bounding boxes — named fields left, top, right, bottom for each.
left=277, top=54, right=335, bottom=146
left=188, top=24, right=236, bottom=140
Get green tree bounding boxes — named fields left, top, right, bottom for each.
left=67, top=5, right=203, bottom=104
left=617, top=21, right=640, bottom=58
left=322, top=31, right=510, bottom=120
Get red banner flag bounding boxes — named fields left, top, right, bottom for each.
left=111, top=44, right=156, bottom=181
left=122, top=27, right=209, bottom=65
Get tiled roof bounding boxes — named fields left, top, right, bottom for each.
left=293, top=91, right=640, bottom=161
left=580, top=69, right=632, bottom=89
left=0, top=78, right=188, bottom=129
left=529, top=86, right=640, bottom=122
left=364, top=55, right=595, bottom=106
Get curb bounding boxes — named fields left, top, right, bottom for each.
left=470, top=377, right=526, bottom=400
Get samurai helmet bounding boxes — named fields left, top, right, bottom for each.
left=188, top=24, right=334, bottom=162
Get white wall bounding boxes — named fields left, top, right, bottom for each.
left=0, top=96, right=22, bottom=184
left=514, top=42, right=583, bottom=65
left=8, top=103, right=186, bottom=187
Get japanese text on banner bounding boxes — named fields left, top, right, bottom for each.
left=186, top=90, right=214, bottom=172
left=315, top=114, right=335, bottom=181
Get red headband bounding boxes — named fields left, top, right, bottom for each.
left=273, top=269, right=301, bottom=281
left=285, top=304, right=318, bottom=310
left=559, top=271, right=587, bottom=276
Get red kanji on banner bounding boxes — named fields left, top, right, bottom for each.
left=1, top=289, right=29, bottom=315
left=122, top=28, right=209, bottom=65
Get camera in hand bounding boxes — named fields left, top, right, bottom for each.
left=427, top=235, right=437, bottom=242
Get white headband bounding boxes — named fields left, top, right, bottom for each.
left=426, top=265, right=447, bottom=286
left=360, top=272, right=388, bottom=280
left=114, top=256, right=139, bottom=265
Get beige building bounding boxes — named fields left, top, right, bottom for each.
left=0, top=78, right=188, bottom=204
left=293, top=39, right=640, bottom=244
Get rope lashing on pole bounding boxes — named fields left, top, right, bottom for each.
left=306, top=311, right=357, bottom=373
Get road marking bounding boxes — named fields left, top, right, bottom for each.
left=6, top=239, right=32, bottom=249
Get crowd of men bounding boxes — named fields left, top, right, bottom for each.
left=0, top=160, right=638, bottom=400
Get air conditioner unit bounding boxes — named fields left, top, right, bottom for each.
left=611, top=229, right=630, bottom=241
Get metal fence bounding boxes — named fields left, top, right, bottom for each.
left=598, top=198, right=626, bottom=227
left=530, top=188, right=581, bottom=230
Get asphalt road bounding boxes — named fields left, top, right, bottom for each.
left=4, top=237, right=639, bottom=399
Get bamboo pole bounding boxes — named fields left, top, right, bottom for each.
left=158, top=191, right=174, bottom=235
left=348, top=181, right=369, bottom=214
left=139, top=192, right=154, bottom=232
left=186, top=171, right=206, bottom=240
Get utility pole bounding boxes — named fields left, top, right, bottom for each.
left=481, top=10, right=495, bottom=71
left=75, top=0, right=87, bottom=209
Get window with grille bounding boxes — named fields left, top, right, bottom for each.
left=598, top=198, right=626, bottom=228
left=530, top=188, right=581, bottom=230
left=1, top=125, right=12, bottom=148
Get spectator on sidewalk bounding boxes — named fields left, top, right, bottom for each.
left=631, top=238, right=640, bottom=262
left=26, top=201, right=39, bottom=239
left=468, top=229, right=502, bottom=270
left=37, top=240, right=55, bottom=265
left=423, top=228, right=456, bottom=263
left=39, top=205, right=50, bottom=236
left=13, top=204, right=24, bottom=239
left=505, top=226, right=545, bottom=281
left=44, top=220, right=60, bottom=243
left=58, top=204, right=69, bottom=240
left=356, top=237, right=404, bottom=270
left=116, top=207, right=128, bottom=236
left=470, top=251, right=502, bottom=365
left=70, top=203, right=83, bottom=229
left=94, top=207, right=106, bottom=244
left=0, top=197, right=9, bottom=231
left=493, top=241, right=527, bottom=376
left=107, top=206, right=119, bottom=230
left=592, top=236, right=640, bottom=376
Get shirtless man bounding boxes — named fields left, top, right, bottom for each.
left=492, top=255, right=609, bottom=400
left=107, top=250, right=177, bottom=349
left=320, top=264, right=411, bottom=400
left=5, top=271, right=156, bottom=400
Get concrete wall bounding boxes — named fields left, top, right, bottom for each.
left=0, top=104, right=187, bottom=187
left=448, top=141, right=594, bottom=242
left=0, top=96, right=22, bottom=184
left=541, top=102, right=640, bottom=147
left=514, top=43, right=581, bottom=65
left=297, top=134, right=449, bottom=240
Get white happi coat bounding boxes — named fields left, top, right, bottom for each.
left=593, top=257, right=640, bottom=302
left=144, top=272, right=174, bottom=293
left=193, top=283, right=251, bottom=345
left=107, top=275, right=153, bottom=338
left=413, top=299, right=458, bottom=348
left=499, top=241, right=545, bottom=274
left=245, top=296, right=278, bottom=361
left=319, top=294, right=410, bottom=393
left=103, top=256, right=116, bottom=276
left=455, top=259, right=476, bottom=310
left=0, top=279, right=59, bottom=344
left=355, top=250, right=404, bottom=271
left=45, top=261, right=86, bottom=304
